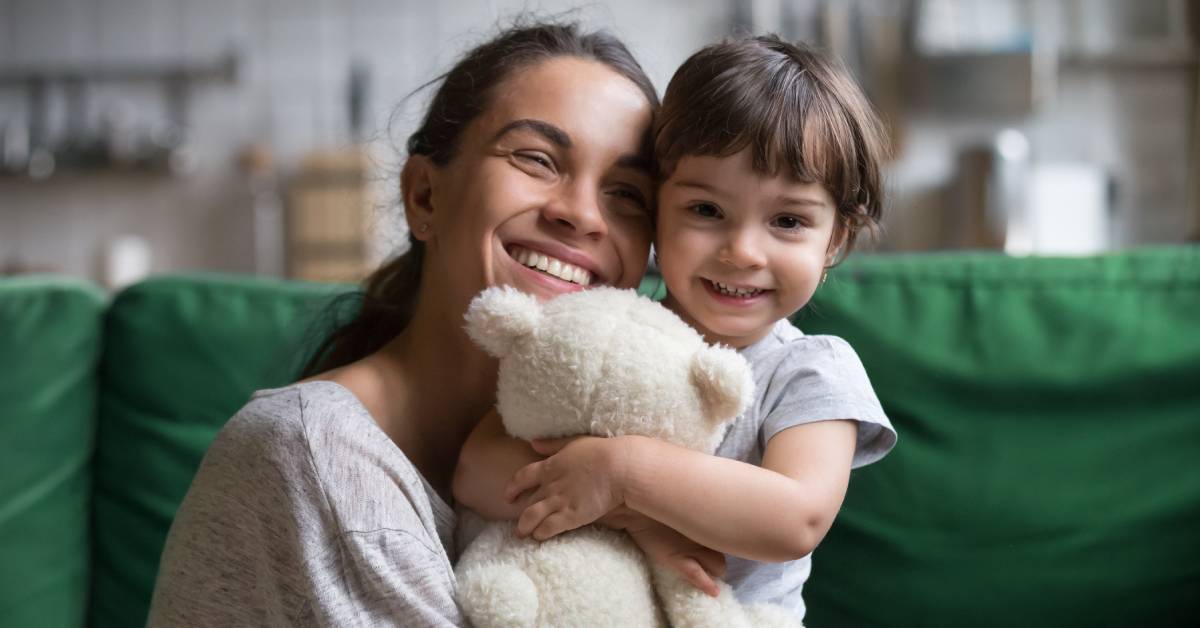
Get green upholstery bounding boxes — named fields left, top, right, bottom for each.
left=0, top=277, right=104, bottom=628
left=90, top=275, right=346, bottom=628
left=1, top=249, right=1198, bottom=627
left=799, top=247, right=1200, bottom=627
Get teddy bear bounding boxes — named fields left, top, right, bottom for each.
left=454, top=285, right=802, bottom=628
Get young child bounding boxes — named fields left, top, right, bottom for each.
left=453, top=35, right=897, bottom=622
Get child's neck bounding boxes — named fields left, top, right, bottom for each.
left=660, top=294, right=779, bottom=350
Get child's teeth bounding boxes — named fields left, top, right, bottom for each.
left=713, top=281, right=761, bottom=297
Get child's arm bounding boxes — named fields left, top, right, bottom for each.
left=453, top=410, right=727, bottom=595
left=506, top=419, right=857, bottom=563
left=451, top=409, right=541, bottom=521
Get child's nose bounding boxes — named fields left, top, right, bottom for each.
left=718, top=229, right=767, bottom=269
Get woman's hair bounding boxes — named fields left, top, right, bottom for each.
left=300, top=21, right=658, bottom=378
left=653, top=35, right=887, bottom=259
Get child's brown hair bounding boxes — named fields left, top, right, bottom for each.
left=654, top=35, right=887, bottom=258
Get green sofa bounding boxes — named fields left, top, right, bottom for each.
left=2, top=248, right=1198, bottom=628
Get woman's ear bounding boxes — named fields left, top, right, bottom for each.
left=401, top=155, right=437, bottom=241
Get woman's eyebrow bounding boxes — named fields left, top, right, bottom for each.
left=491, top=119, right=572, bottom=147
left=615, top=154, right=653, bottom=177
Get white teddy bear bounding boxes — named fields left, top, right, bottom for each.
left=455, top=286, right=802, bottom=628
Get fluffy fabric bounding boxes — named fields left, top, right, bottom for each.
left=455, top=286, right=801, bottom=628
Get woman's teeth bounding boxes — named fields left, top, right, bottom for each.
left=512, top=246, right=593, bottom=286
left=712, top=280, right=763, bottom=298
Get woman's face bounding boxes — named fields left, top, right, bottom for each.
left=415, top=56, right=655, bottom=313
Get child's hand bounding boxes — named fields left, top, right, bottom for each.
left=505, top=435, right=629, bottom=541
left=623, top=516, right=725, bottom=598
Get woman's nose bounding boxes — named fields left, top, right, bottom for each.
left=541, top=181, right=608, bottom=239
left=719, top=228, right=767, bottom=269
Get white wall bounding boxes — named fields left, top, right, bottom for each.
left=0, top=0, right=731, bottom=283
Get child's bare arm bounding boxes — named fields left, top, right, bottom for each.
left=507, top=419, right=857, bottom=562
left=452, top=408, right=541, bottom=521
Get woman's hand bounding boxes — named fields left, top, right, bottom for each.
left=600, top=505, right=725, bottom=598
left=505, top=435, right=633, bottom=541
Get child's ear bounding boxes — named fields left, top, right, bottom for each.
left=401, top=155, right=438, bottom=242
left=825, top=216, right=850, bottom=267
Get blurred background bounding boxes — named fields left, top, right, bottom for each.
left=0, top=0, right=1197, bottom=289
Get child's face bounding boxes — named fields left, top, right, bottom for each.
left=655, top=149, right=841, bottom=348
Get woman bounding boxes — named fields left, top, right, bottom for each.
left=148, top=22, right=658, bottom=627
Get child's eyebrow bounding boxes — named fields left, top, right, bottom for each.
left=673, top=180, right=723, bottom=194
left=491, top=119, right=572, bottom=148
left=778, top=196, right=827, bottom=208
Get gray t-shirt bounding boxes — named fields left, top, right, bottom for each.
left=714, top=319, right=897, bottom=622
left=148, top=381, right=464, bottom=627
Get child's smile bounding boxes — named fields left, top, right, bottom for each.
left=655, top=149, right=843, bottom=349
left=703, top=278, right=771, bottom=303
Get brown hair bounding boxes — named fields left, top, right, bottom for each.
left=654, top=35, right=887, bottom=257
left=299, top=21, right=659, bottom=378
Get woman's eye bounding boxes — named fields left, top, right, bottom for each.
left=612, top=187, right=648, bottom=209
left=690, top=203, right=721, bottom=218
left=516, top=151, right=555, bottom=173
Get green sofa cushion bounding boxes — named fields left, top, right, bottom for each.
left=90, top=274, right=347, bottom=628
left=0, top=277, right=105, bottom=628
left=799, top=247, right=1200, bottom=627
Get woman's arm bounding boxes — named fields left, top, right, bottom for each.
left=452, top=409, right=542, bottom=520
left=507, top=419, right=857, bottom=562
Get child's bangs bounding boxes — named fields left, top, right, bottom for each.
left=656, top=64, right=864, bottom=212
left=743, top=82, right=863, bottom=210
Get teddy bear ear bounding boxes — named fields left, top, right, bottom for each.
left=689, top=345, right=755, bottom=425
left=463, top=286, right=543, bottom=357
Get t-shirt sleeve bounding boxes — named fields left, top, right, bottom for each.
left=759, top=335, right=897, bottom=468
left=302, top=528, right=464, bottom=627
left=149, top=399, right=464, bottom=627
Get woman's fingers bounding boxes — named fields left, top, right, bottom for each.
left=694, top=549, right=726, bottom=578
left=674, top=557, right=719, bottom=597
left=505, top=460, right=544, bottom=503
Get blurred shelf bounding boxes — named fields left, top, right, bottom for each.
left=1059, top=48, right=1199, bottom=70
left=0, top=52, right=238, bottom=85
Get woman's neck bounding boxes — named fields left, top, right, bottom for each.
left=340, top=302, right=498, bottom=500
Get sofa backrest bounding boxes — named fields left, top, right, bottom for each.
left=4, top=247, right=1198, bottom=628
left=89, top=274, right=346, bottom=628
left=0, top=277, right=104, bottom=628
left=798, top=247, right=1200, bottom=627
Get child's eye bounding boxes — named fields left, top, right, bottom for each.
left=772, top=214, right=808, bottom=231
left=689, top=203, right=722, bottom=219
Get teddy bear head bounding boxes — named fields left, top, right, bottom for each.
left=464, top=286, right=754, bottom=453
